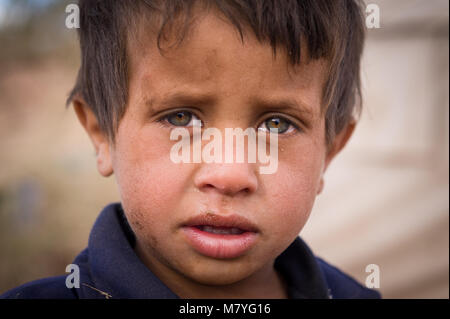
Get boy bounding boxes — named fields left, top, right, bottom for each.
left=2, top=0, right=380, bottom=299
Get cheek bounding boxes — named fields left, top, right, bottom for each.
left=262, top=141, right=325, bottom=237
left=112, top=126, right=190, bottom=228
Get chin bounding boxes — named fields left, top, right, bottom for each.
left=179, top=258, right=261, bottom=286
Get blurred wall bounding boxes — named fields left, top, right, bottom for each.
left=0, top=0, right=448, bottom=298
left=302, top=0, right=449, bottom=298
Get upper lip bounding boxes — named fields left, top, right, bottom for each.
left=183, top=213, right=259, bottom=233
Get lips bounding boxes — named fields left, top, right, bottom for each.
left=196, top=225, right=244, bottom=235
left=181, top=214, right=259, bottom=259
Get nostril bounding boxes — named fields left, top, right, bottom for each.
left=201, top=183, right=251, bottom=196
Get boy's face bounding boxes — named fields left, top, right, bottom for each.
left=78, top=11, right=352, bottom=291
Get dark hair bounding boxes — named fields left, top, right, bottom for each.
left=68, top=0, right=365, bottom=145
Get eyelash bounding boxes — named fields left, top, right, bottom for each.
left=258, top=114, right=300, bottom=135
left=157, top=110, right=202, bottom=128
left=157, top=109, right=301, bottom=135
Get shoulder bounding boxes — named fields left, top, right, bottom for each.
left=316, top=257, right=382, bottom=299
left=316, top=257, right=381, bottom=299
left=1, top=276, right=77, bottom=299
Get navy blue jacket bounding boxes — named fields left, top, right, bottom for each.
left=1, top=203, right=380, bottom=299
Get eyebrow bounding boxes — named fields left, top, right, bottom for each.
left=146, top=91, right=216, bottom=112
left=253, top=96, right=316, bottom=124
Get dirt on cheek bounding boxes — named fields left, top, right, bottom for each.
left=149, top=234, right=158, bottom=248
left=131, top=220, right=144, bottom=231
left=130, top=214, right=160, bottom=251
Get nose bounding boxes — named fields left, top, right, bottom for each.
left=194, top=163, right=258, bottom=196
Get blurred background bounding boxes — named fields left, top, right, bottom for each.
left=0, top=0, right=448, bottom=298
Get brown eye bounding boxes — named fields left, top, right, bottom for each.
left=262, top=117, right=292, bottom=134
left=167, top=111, right=193, bottom=126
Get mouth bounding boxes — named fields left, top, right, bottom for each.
left=194, top=225, right=246, bottom=235
left=181, top=214, right=259, bottom=259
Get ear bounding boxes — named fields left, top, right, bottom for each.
left=73, top=97, right=114, bottom=177
left=317, top=121, right=356, bottom=195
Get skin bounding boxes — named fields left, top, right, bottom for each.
left=74, top=10, right=355, bottom=298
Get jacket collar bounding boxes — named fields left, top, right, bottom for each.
left=76, top=203, right=330, bottom=299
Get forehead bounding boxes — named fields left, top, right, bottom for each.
left=127, top=10, right=328, bottom=116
